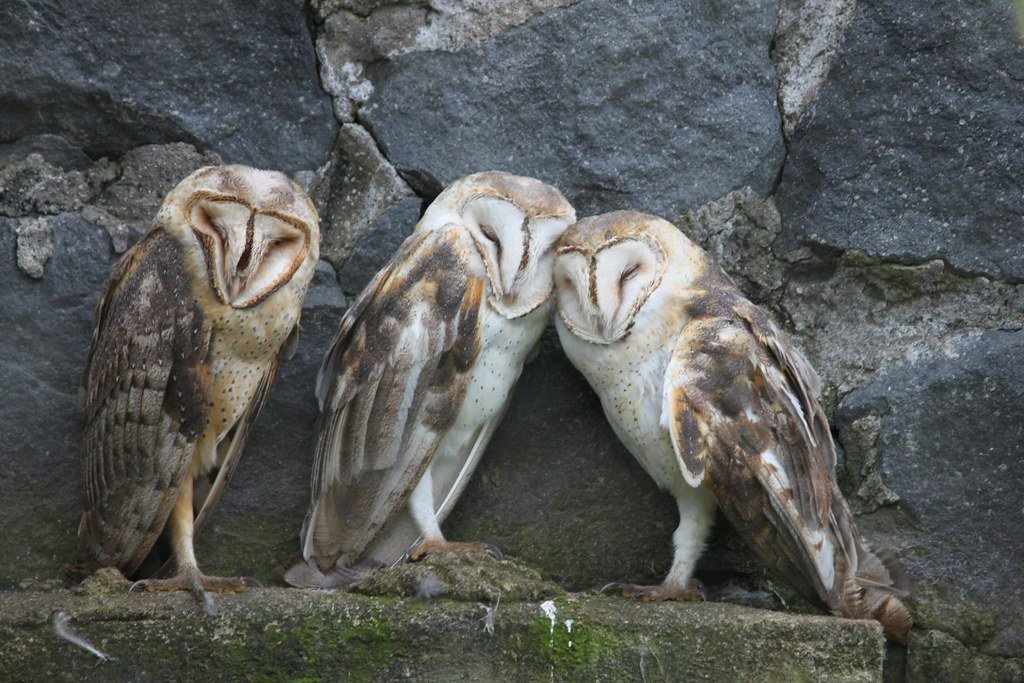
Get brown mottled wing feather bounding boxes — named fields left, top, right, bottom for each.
left=76, top=230, right=213, bottom=578
left=303, top=227, right=484, bottom=568
left=664, top=294, right=840, bottom=607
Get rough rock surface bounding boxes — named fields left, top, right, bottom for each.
left=96, top=143, right=223, bottom=229
left=0, top=213, right=113, bottom=588
left=336, top=196, right=420, bottom=297
left=360, top=0, right=785, bottom=216
left=835, top=331, right=1024, bottom=659
left=908, top=630, right=1024, bottom=682
left=314, top=0, right=578, bottom=118
left=772, top=0, right=856, bottom=139
left=776, top=0, right=1024, bottom=281
left=316, top=124, right=412, bottom=268
left=779, top=254, right=1024, bottom=402
left=0, top=0, right=336, bottom=172
left=348, top=551, right=564, bottom=602
left=676, top=187, right=786, bottom=307
left=0, top=588, right=886, bottom=681
left=445, top=329, right=681, bottom=590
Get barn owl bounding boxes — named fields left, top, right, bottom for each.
left=553, top=211, right=912, bottom=643
left=284, top=171, right=575, bottom=588
left=73, top=166, right=320, bottom=606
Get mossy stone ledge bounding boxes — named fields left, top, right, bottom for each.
left=1, top=585, right=884, bottom=682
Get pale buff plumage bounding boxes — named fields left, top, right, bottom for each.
left=554, top=211, right=911, bottom=644
left=286, top=172, right=575, bottom=588
left=73, top=166, right=320, bottom=604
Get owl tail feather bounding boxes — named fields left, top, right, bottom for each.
left=841, top=575, right=913, bottom=645
left=277, top=557, right=369, bottom=589
left=835, top=542, right=912, bottom=644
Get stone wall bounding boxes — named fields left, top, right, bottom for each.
left=1, top=1, right=1022, bottom=679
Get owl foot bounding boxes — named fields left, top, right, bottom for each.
left=129, top=573, right=253, bottom=595
left=406, top=540, right=505, bottom=562
left=129, top=573, right=255, bottom=615
left=601, top=578, right=705, bottom=602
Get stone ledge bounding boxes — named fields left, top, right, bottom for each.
left=1, top=587, right=884, bottom=681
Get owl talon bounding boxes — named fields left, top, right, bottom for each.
left=127, top=573, right=252, bottom=598
left=406, top=540, right=504, bottom=562
left=482, top=543, right=505, bottom=561
left=601, top=579, right=705, bottom=602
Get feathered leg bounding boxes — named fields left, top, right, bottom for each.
left=130, top=474, right=250, bottom=608
left=607, top=486, right=716, bottom=601
left=405, top=467, right=502, bottom=561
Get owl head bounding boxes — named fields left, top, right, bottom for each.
left=554, top=210, right=713, bottom=344
left=418, top=171, right=576, bottom=319
left=157, top=165, right=321, bottom=309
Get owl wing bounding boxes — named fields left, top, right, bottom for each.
left=76, top=230, right=214, bottom=578
left=303, top=226, right=485, bottom=567
left=663, top=296, right=842, bottom=606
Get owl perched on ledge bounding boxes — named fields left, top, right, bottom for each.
left=73, top=166, right=320, bottom=605
left=285, top=172, right=575, bottom=588
left=553, top=211, right=912, bottom=644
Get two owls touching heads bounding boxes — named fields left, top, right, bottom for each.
left=72, top=166, right=911, bottom=643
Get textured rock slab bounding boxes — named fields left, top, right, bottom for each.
left=0, top=0, right=336, bottom=172
left=361, top=0, right=784, bottom=216
left=772, top=0, right=856, bottom=139
left=776, top=0, right=1024, bottom=281
left=675, top=187, right=785, bottom=306
left=0, top=214, right=115, bottom=589
left=314, top=0, right=578, bottom=116
left=778, top=254, right=1024, bottom=401
left=835, top=330, right=1024, bottom=656
left=0, top=588, right=885, bottom=681
left=908, top=629, right=1024, bottom=683
left=336, top=196, right=420, bottom=296
left=316, top=124, right=412, bottom=268
left=443, top=329, right=679, bottom=590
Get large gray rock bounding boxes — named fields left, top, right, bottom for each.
left=771, top=0, right=856, bottom=139
left=775, top=0, right=1024, bottom=282
left=0, top=0, right=336, bottom=172
left=0, top=213, right=114, bottom=589
left=444, top=329, right=680, bottom=590
left=835, top=330, right=1024, bottom=657
left=316, top=124, right=412, bottom=268
left=314, top=0, right=577, bottom=118
left=908, top=629, right=1024, bottom=683
left=360, top=0, right=784, bottom=216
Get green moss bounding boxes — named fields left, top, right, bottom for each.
left=530, top=611, right=627, bottom=673
left=212, top=606, right=407, bottom=681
